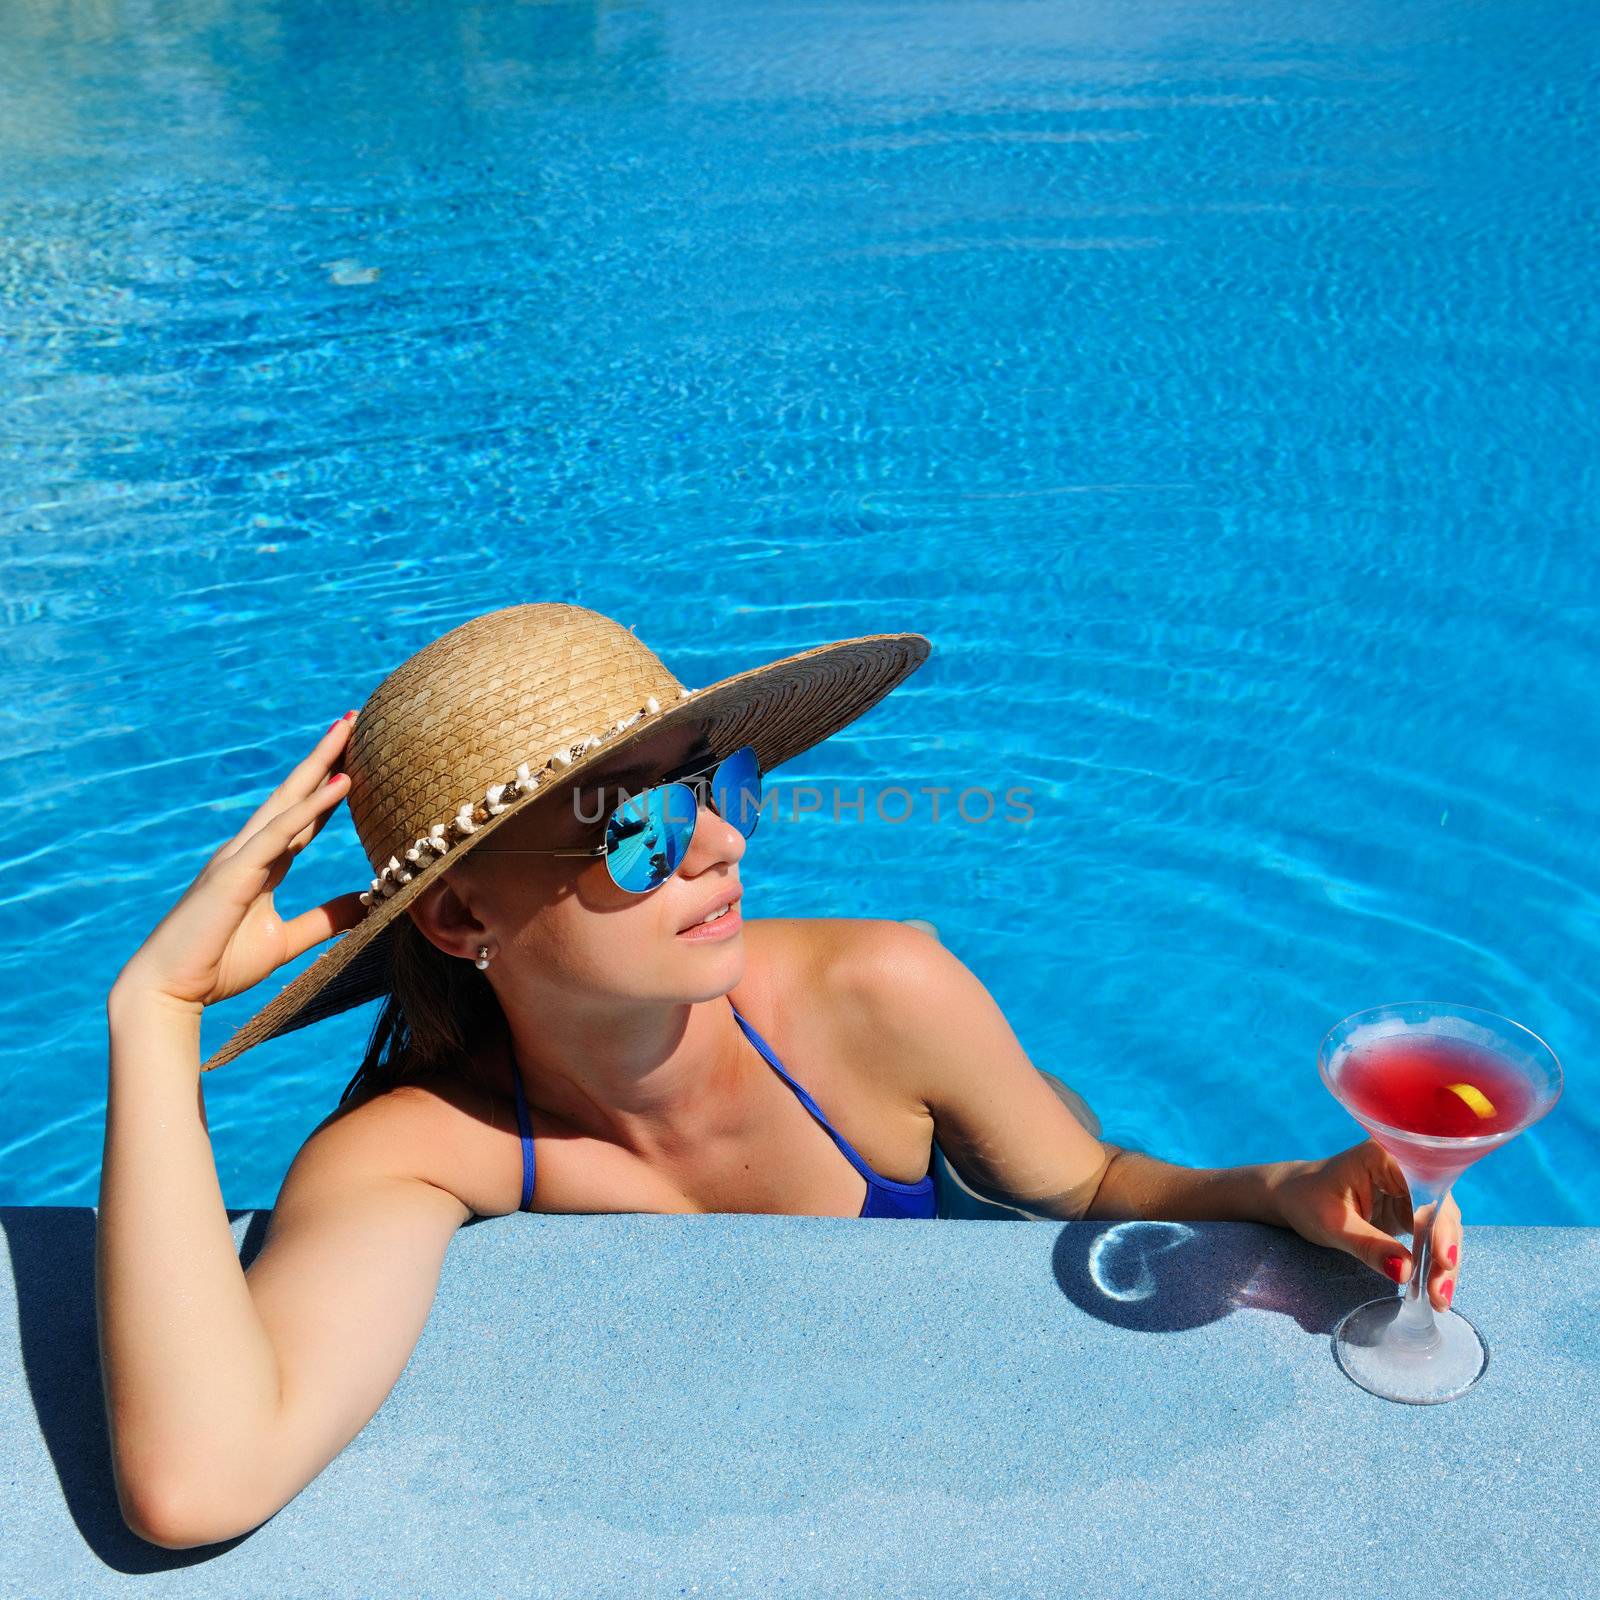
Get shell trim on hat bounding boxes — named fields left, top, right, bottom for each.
left=356, top=685, right=695, bottom=914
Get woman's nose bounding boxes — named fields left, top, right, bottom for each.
left=684, top=788, right=746, bottom=866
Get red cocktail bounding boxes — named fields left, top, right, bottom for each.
left=1319, top=1003, right=1562, bottom=1404
left=1337, top=1035, right=1537, bottom=1187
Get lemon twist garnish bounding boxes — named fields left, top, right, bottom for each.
left=1444, top=1082, right=1496, bottom=1119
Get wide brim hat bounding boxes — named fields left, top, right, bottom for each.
left=199, top=603, right=931, bottom=1073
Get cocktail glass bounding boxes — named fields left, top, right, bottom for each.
left=1318, top=1002, right=1562, bottom=1404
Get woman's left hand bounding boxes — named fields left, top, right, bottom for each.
left=1269, top=1138, right=1463, bottom=1312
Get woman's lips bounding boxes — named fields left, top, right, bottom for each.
left=676, top=899, right=743, bottom=941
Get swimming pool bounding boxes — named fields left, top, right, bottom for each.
left=2, top=0, right=1593, bottom=1223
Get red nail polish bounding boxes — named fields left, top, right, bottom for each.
left=1447, top=1244, right=1458, bottom=1266
left=1385, top=1254, right=1409, bottom=1283
left=1442, top=1279, right=1455, bottom=1305
left=326, top=720, right=342, bottom=736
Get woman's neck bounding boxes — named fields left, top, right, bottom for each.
left=500, top=989, right=760, bottom=1160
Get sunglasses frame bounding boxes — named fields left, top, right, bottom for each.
left=473, top=744, right=760, bottom=883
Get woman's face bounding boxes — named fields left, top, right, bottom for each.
left=415, top=723, right=749, bottom=1001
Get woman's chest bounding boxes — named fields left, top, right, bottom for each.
left=426, top=918, right=935, bottom=1220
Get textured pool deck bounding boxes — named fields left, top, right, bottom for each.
left=2, top=1206, right=1595, bottom=1598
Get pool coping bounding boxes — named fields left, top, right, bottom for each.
left=5, top=1206, right=1596, bottom=1596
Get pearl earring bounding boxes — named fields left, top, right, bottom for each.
left=474, top=945, right=492, bottom=970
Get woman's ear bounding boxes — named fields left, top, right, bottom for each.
left=408, top=873, right=485, bottom=960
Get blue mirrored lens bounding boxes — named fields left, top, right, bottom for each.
left=605, top=781, right=697, bottom=893
left=601, top=748, right=760, bottom=893
left=711, top=744, right=761, bottom=838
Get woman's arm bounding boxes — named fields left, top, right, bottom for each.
left=837, top=921, right=1462, bottom=1305
left=830, top=920, right=1118, bottom=1220
left=99, top=981, right=472, bottom=1549
left=829, top=919, right=1303, bottom=1235
left=98, top=985, right=290, bottom=1545
left=1082, top=1148, right=1287, bottom=1224
left=838, top=919, right=1293, bottom=1225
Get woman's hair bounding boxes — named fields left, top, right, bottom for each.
left=336, top=915, right=509, bottom=1109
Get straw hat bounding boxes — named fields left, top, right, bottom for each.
left=199, top=603, right=931, bottom=1073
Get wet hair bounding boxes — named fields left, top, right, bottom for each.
left=336, top=913, right=509, bottom=1109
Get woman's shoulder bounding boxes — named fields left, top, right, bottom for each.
left=731, top=914, right=929, bottom=1029
left=303, top=1068, right=509, bottom=1186
left=749, top=913, right=931, bottom=981
left=759, top=913, right=943, bottom=1014
left=736, top=914, right=944, bottom=1109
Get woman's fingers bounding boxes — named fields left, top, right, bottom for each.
left=227, top=774, right=350, bottom=888
left=219, top=714, right=357, bottom=862
left=1427, top=1192, right=1464, bottom=1311
left=279, top=891, right=370, bottom=966
left=285, top=769, right=355, bottom=854
left=1372, top=1147, right=1462, bottom=1311
left=1337, top=1206, right=1415, bottom=1285
left=1374, top=1153, right=1415, bottom=1226
left=1366, top=1186, right=1413, bottom=1239
left=1282, top=1143, right=1465, bottom=1313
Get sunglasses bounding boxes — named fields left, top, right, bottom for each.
left=474, top=743, right=762, bottom=894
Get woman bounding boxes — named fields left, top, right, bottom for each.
left=98, top=602, right=1461, bottom=1550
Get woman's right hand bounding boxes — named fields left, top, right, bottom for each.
left=112, top=713, right=367, bottom=1012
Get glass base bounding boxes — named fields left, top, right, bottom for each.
left=1331, top=1295, right=1490, bottom=1404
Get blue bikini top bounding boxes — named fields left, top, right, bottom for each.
left=509, top=997, right=937, bottom=1219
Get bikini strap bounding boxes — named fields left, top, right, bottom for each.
left=727, top=998, right=891, bottom=1190
left=508, top=1052, right=536, bottom=1212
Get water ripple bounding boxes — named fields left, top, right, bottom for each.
left=0, top=0, right=1593, bottom=1222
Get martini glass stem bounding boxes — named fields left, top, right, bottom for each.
left=1392, top=1188, right=1445, bottom=1346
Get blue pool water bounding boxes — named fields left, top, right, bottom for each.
left=1, top=0, right=1593, bottom=1223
